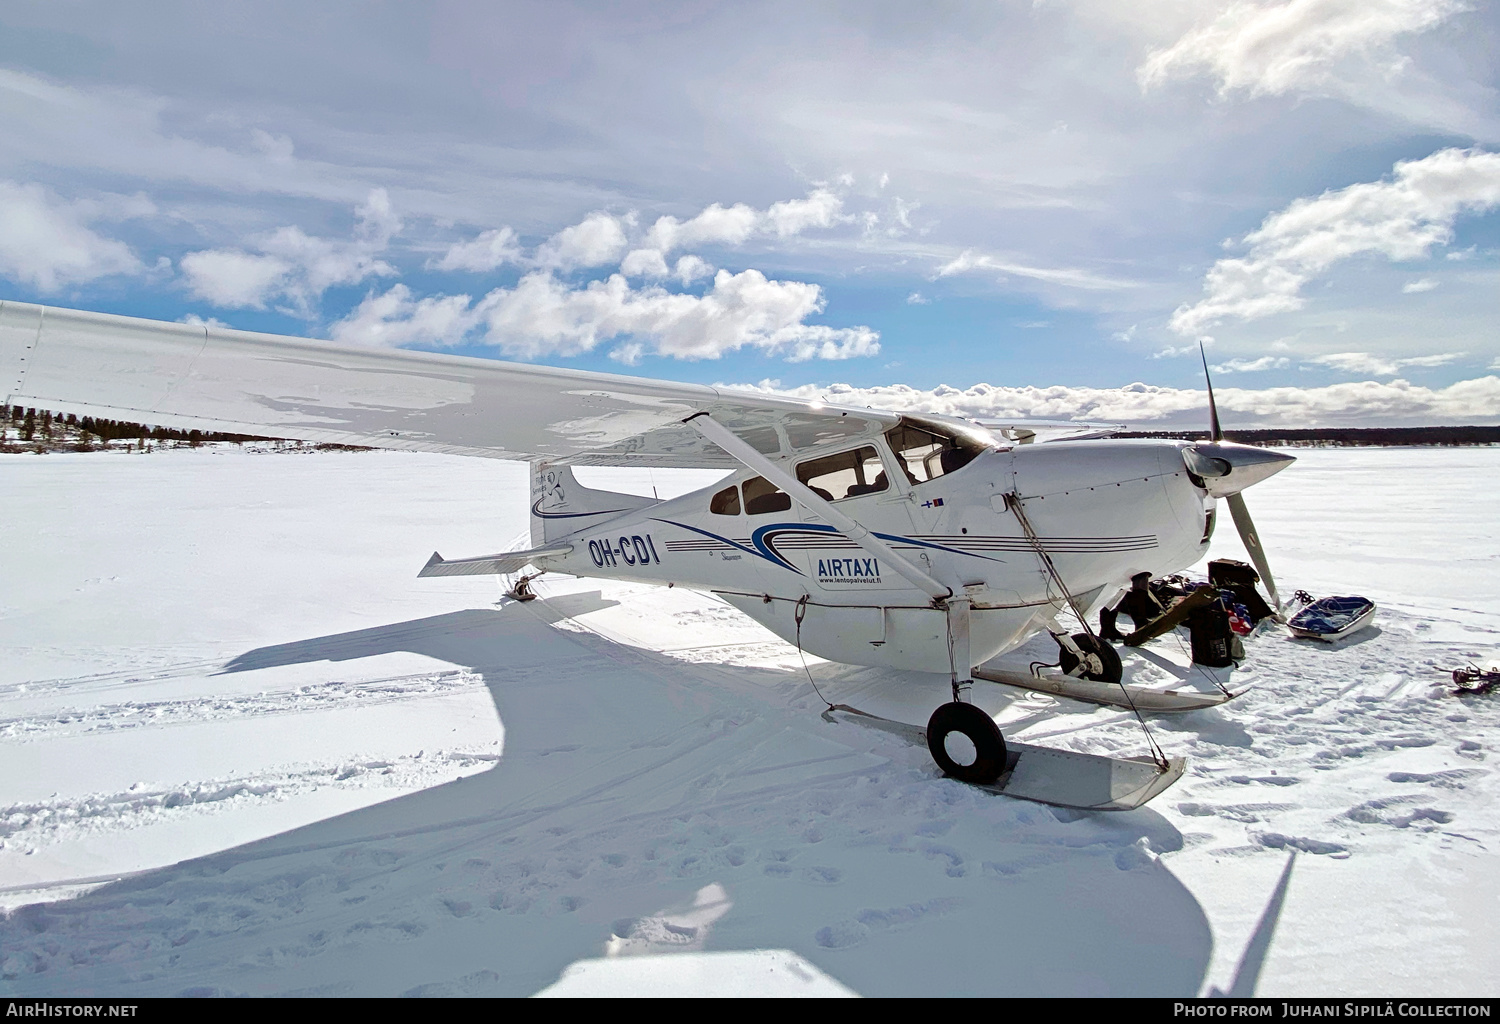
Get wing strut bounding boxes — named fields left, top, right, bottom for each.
left=683, top=413, right=952, bottom=604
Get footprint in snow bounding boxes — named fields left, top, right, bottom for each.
left=1256, top=833, right=1348, bottom=857
left=800, top=866, right=843, bottom=885
left=1387, top=769, right=1483, bottom=786
left=401, top=970, right=501, bottom=998
left=815, top=899, right=966, bottom=950
left=814, top=920, right=869, bottom=949
left=921, top=843, right=965, bottom=877
left=1227, top=775, right=1300, bottom=787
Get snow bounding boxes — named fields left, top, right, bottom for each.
left=0, top=445, right=1497, bottom=997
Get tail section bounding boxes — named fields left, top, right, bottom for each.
left=530, top=461, right=657, bottom=546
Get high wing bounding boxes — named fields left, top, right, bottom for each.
left=971, top=419, right=1122, bottom=443
left=1, top=301, right=896, bottom=467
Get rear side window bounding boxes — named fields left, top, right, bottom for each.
left=796, top=446, right=888, bottom=501
left=709, top=484, right=741, bottom=515
left=743, top=476, right=791, bottom=515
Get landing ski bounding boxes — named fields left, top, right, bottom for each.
left=972, top=665, right=1242, bottom=712
left=823, top=705, right=1186, bottom=811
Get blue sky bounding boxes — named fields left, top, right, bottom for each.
left=1, top=1, right=1497, bottom=426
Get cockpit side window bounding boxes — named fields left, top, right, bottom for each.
left=885, top=421, right=986, bottom=484
left=709, top=484, right=741, bottom=515
left=742, top=476, right=791, bottom=515
left=795, top=446, right=888, bottom=502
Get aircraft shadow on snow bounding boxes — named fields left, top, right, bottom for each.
left=4, top=596, right=1245, bottom=998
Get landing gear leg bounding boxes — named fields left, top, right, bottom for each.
left=1053, top=631, right=1123, bottom=684
left=928, top=596, right=1004, bottom=783
left=508, top=572, right=542, bottom=602
left=947, top=597, right=973, bottom=703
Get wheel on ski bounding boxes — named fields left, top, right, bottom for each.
left=926, top=701, right=1008, bottom=784
left=1058, top=633, right=1122, bottom=684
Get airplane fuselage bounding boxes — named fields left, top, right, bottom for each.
left=531, top=436, right=1215, bottom=672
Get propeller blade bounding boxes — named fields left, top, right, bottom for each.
left=1200, top=343, right=1223, bottom=442
left=1226, top=491, right=1282, bottom=617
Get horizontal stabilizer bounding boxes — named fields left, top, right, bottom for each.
left=417, top=543, right=573, bottom=578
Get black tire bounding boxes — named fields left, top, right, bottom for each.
left=1058, top=632, right=1123, bottom=683
left=926, top=702, right=1007, bottom=784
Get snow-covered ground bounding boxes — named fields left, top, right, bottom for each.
left=1, top=445, right=1496, bottom=997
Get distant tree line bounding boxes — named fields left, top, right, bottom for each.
left=1, top=404, right=273, bottom=450
left=1118, top=426, right=1500, bottom=447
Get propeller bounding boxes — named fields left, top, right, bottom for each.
left=1202, top=344, right=1223, bottom=443
left=1226, top=491, right=1280, bottom=613
left=1197, top=344, right=1287, bottom=617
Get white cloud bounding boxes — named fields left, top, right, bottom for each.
left=643, top=190, right=846, bottom=254
left=906, top=291, right=930, bottom=305
left=179, top=250, right=292, bottom=308
left=645, top=203, right=758, bottom=253
left=180, top=188, right=400, bottom=314
left=1171, top=147, right=1500, bottom=335
left=330, top=283, right=475, bottom=348
left=620, top=248, right=671, bottom=278
left=174, top=313, right=230, bottom=330
left=763, top=189, right=844, bottom=237
left=332, top=269, right=879, bottom=364
left=935, top=249, right=1139, bottom=291
left=535, top=211, right=629, bottom=270
left=479, top=269, right=878, bottom=363
left=888, top=197, right=918, bottom=237
left=249, top=128, right=295, bottom=163
left=431, top=226, right=522, bottom=272
left=1402, top=277, right=1438, bottom=292
left=0, top=180, right=145, bottom=292
left=1139, top=0, right=1468, bottom=98
left=731, top=374, right=1500, bottom=428
left=1210, top=356, right=1291, bottom=373
left=1153, top=342, right=1208, bottom=359
left=1309, top=350, right=1462, bottom=375
left=673, top=255, right=714, bottom=286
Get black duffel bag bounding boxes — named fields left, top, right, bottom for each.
left=1188, top=600, right=1244, bottom=667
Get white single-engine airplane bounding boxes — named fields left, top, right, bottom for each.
left=2, top=300, right=1292, bottom=809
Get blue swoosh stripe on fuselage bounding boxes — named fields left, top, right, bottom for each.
left=653, top=519, right=1023, bottom=575
left=651, top=518, right=770, bottom=565
left=532, top=500, right=635, bottom=519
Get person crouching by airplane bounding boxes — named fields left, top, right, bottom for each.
left=1099, top=571, right=1165, bottom=642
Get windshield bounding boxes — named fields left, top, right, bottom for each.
left=885, top=419, right=989, bottom=484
